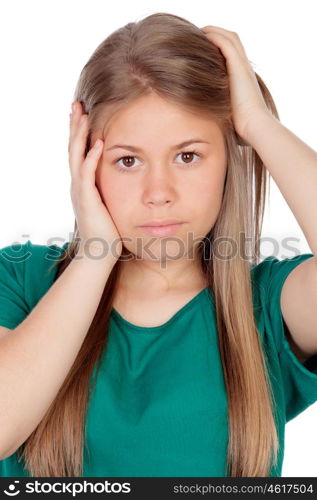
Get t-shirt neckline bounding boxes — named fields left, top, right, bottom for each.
left=111, top=286, right=211, bottom=333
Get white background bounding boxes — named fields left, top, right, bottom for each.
left=0, top=0, right=316, bottom=476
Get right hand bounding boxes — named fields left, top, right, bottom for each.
left=68, top=101, right=123, bottom=262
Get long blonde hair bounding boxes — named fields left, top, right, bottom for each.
left=18, top=12, right=280, bottom=476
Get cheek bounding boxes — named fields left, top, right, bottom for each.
left=194, top=170, right=225, bottom=209
left=190, top=170, right=226, bottom=235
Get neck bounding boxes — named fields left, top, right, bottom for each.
left=116, top=254, right=207, bottom=295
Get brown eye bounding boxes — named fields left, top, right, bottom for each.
left=182, top=152, right=195, bottom=163
left=115, top=155, right=142, bottom=172
left=121, top=156, right=135, bottom=168
left=177, top=151, right=201, bottom=165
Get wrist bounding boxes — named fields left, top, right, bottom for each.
left=75, top=243, right=118, bottom=266
left=244, top=112, right=278, bottom=146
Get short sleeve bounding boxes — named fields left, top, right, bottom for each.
left=0, top=241, right=31, bottom=329
left=261, top=253, right=317, bottom=422
left=0, top=239, right=69, bottom=330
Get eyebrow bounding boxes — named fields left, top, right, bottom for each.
left=105, top=138, right=211, bottom=153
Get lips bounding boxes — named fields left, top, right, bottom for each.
left=139, top=219, right=183, bottom=227
left=138, top=222, right=184, bottom=237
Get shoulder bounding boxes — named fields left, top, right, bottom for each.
left=250, top=253, right=314, bottom=309
left=0, top=239, right=70, bottom=306
left=0, top=239, right=69, bottom=273
left=250, top=253, right=317, bottom=421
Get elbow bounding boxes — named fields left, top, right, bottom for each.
left=0, top=438, right=19, bottom=461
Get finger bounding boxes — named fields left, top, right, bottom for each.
left=69, top=114, right=90, bottom=175
left=69, top=101, right=82, bottom=142
left=80, top=139, right=103, bottom=183
left=201, top=26, right=247, bottom=60
left=202, top=30, right=244, bottom=73
left=202, top=28, right=245, bottom=60
left=68, top=101, right=83, bottom=156
left=74, top=113, right=89, bottom=158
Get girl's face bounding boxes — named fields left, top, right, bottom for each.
left=95, top=93, right=227, bottom=262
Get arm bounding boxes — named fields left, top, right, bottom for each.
left=246, top=112, right=317, bottom=257
left=0, top=249, right=115, bottom=460
left=201, top=26, right=317, bottom=362
left=246, top=113, right=317, bottom=361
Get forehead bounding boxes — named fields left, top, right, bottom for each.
left=108, top=93, right=219, bottom=123
left=101, top=95, right=223, bottom=143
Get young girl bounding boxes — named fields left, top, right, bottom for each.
left=0, top=12, right=317, bottom=478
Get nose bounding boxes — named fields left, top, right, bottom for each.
left=142, top=165, right=177, bottom=207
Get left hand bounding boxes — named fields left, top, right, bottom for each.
left=200, top=25, right=271, bottom=145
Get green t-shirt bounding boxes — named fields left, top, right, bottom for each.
left=1, top=240, right=317, bottom=477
